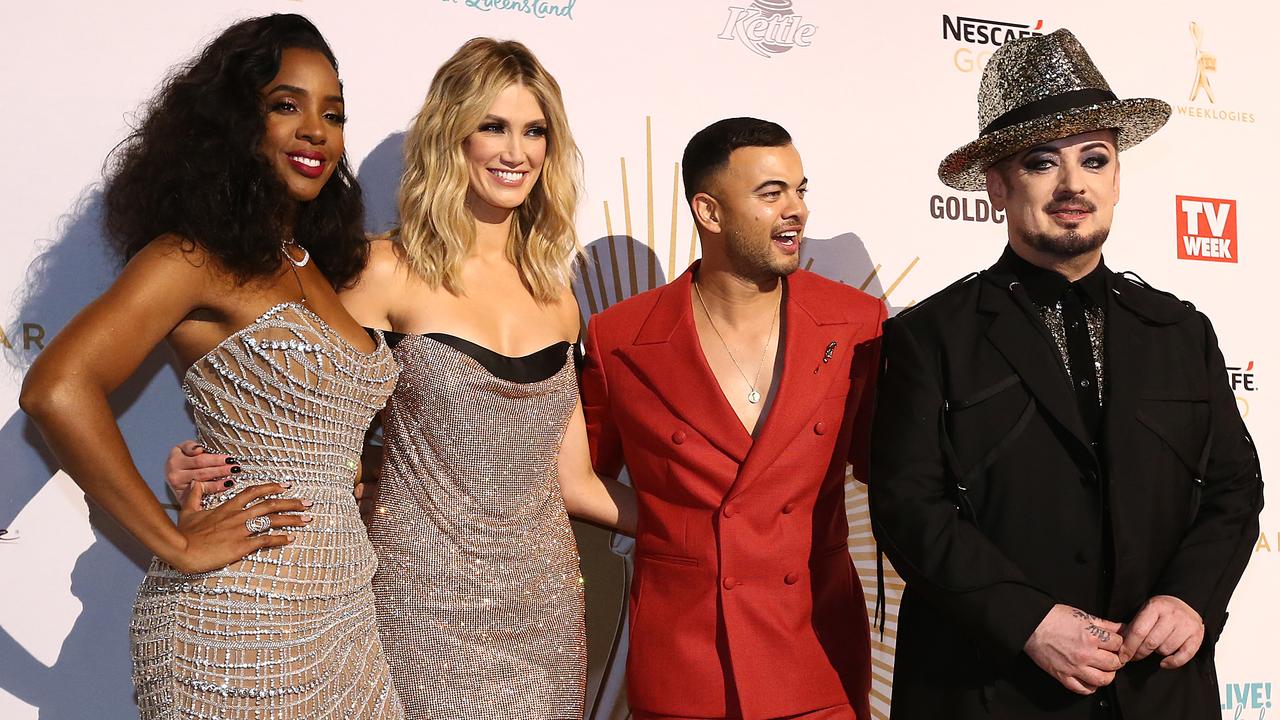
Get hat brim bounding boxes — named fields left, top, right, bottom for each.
left=937, top=97, right=1172, bottom=191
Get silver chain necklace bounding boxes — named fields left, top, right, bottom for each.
left=693, top=280, right=780, bottom=405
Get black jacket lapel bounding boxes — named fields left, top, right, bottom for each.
left=979, top=269, right=1096, bottom=462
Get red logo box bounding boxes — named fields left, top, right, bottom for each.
left=1176, top=195, right=1238, bottom=263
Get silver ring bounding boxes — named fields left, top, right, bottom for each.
left=245, top=516, right=271, bottom=534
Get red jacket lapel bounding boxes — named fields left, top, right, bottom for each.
left=616, top=266, right=752, bottom=464
left=727, top=271, right=859, bottom=502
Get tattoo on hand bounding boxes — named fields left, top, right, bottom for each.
left=1069, top=609, right=1111, bottom=642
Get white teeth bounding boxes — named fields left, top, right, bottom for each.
left=491, top=170, right=523, bottom=183
left=289, top=155, right=321, bottom=168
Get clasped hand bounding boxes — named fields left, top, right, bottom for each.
left=1025, top=597, right=1204, bottom=695
left=1024, top=604, right=1124, bottom=695
left=1117, top=595, right=1205, bottom=670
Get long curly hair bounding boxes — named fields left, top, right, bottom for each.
left=396, top=37, right=582, bottom=303
left=102, top=13, right=367, bottom=288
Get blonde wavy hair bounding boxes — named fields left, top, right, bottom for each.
left=395, top=37, right=583, bottom=303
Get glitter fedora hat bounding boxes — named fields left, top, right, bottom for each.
left=938, top=28, right=1171, bottom=191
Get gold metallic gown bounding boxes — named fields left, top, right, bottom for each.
left=130, top=302, right=404, bottom=719
left=369, top=333, right=586, bottom=719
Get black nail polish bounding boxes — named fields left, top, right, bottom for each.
left=225, top=457, right=239, bottom=465
left=230, top=466, right=242, bottom=474
left=223, top=480, right=235, bottom=488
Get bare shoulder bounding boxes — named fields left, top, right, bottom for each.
left=340, top=234, right=411, bottom=327
left=118, top=234, right=219, bottom=299
left=554, top=285, right=582, bottom=341
left=353, top=234, right=412, bottom=291
left=366, top=235, right=409, bottom=277
left=130, top=233, right=211, bottom=269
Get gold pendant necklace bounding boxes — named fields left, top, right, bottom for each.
left=693, top=280, right=780, bottom=405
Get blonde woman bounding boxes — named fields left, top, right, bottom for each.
left=168, top=38, right=635, bottom=718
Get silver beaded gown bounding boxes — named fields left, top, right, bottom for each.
left=369, top=332, right=587, bottom=719
left=130, top=302, right=405, bottom=720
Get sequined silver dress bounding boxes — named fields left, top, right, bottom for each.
left=369, top=333, right=586, bottom=719
left=130, top=302, right=405, bottom=720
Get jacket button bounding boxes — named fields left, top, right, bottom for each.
left=671, top=430, right=686, bottom=445
left=1074, top=551, right=1088, bottom=564
left=781, top=502, right=796, bottom=514
left=723, top=577, right=738, bottom=590
left=723, top=503, right=738, bottom=519
left=784, top=572, right=800, bottom=585
left=813, top=421, right=826, bottom=435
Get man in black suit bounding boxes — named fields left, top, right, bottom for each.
left=869, top=29, right=1262, bottom=719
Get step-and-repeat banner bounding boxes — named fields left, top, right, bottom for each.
left=1, top=2, right=1273, bottom=718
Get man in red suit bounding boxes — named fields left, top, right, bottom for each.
left=581, top=117, right=885, bottom=720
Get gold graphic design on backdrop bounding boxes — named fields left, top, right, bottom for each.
left=575, top=115, right=701, bottom=331
left=1189, top=21, right=1215, bottom=103
left=1174, top=21, right=1256, bottom=123
left=846, top=478, right=906, bottom=720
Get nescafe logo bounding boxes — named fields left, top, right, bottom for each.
left=930, top=194, right=1005, bottom=223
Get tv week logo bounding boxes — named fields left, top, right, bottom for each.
left=1176, top=195, right=1237, bottom=263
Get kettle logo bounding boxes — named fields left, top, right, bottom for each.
left=1189, top=22, right=1216, bottom=103
left=718, top=0, right=818, bottom=58
left=1176, top=196, right=1237, bottom=263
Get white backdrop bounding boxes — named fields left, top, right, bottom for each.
left=1, top=2, right=1274, bottom=718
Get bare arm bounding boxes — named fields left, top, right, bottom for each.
left=558, top=397, right=636, bottom=535
left=339, top=236, right=406, bottom=518
left=20, top=238, right=305, bottom=573
left=552, top=288, right=635, bottom=534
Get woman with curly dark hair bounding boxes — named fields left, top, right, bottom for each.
left=20, top=14, right=404, bottom=719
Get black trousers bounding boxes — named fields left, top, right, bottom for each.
left=1091, top=687, right=1121, bottom=720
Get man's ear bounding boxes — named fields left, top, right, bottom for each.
left=1112, top=156, right=1121, bottom=207
left=691, top=192, right=723, bottom=235
left=985, top=163, right=1009, bottom=212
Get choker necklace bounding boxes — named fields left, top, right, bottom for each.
left=281, top=239, right=310, bottom=268
left=693, top=280, right=780, bottom=405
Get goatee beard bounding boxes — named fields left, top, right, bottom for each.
left=1020, top=227, right=1110, bottom=259
left=725, top=229, right=800, bottom=284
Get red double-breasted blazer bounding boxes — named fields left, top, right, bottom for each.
left=581, top=264, right=885, bottom=719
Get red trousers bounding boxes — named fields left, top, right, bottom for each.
left=633, top=703, right=856, bottom=720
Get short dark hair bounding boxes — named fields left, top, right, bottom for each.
left=681, top=117, right=792, bottom=202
